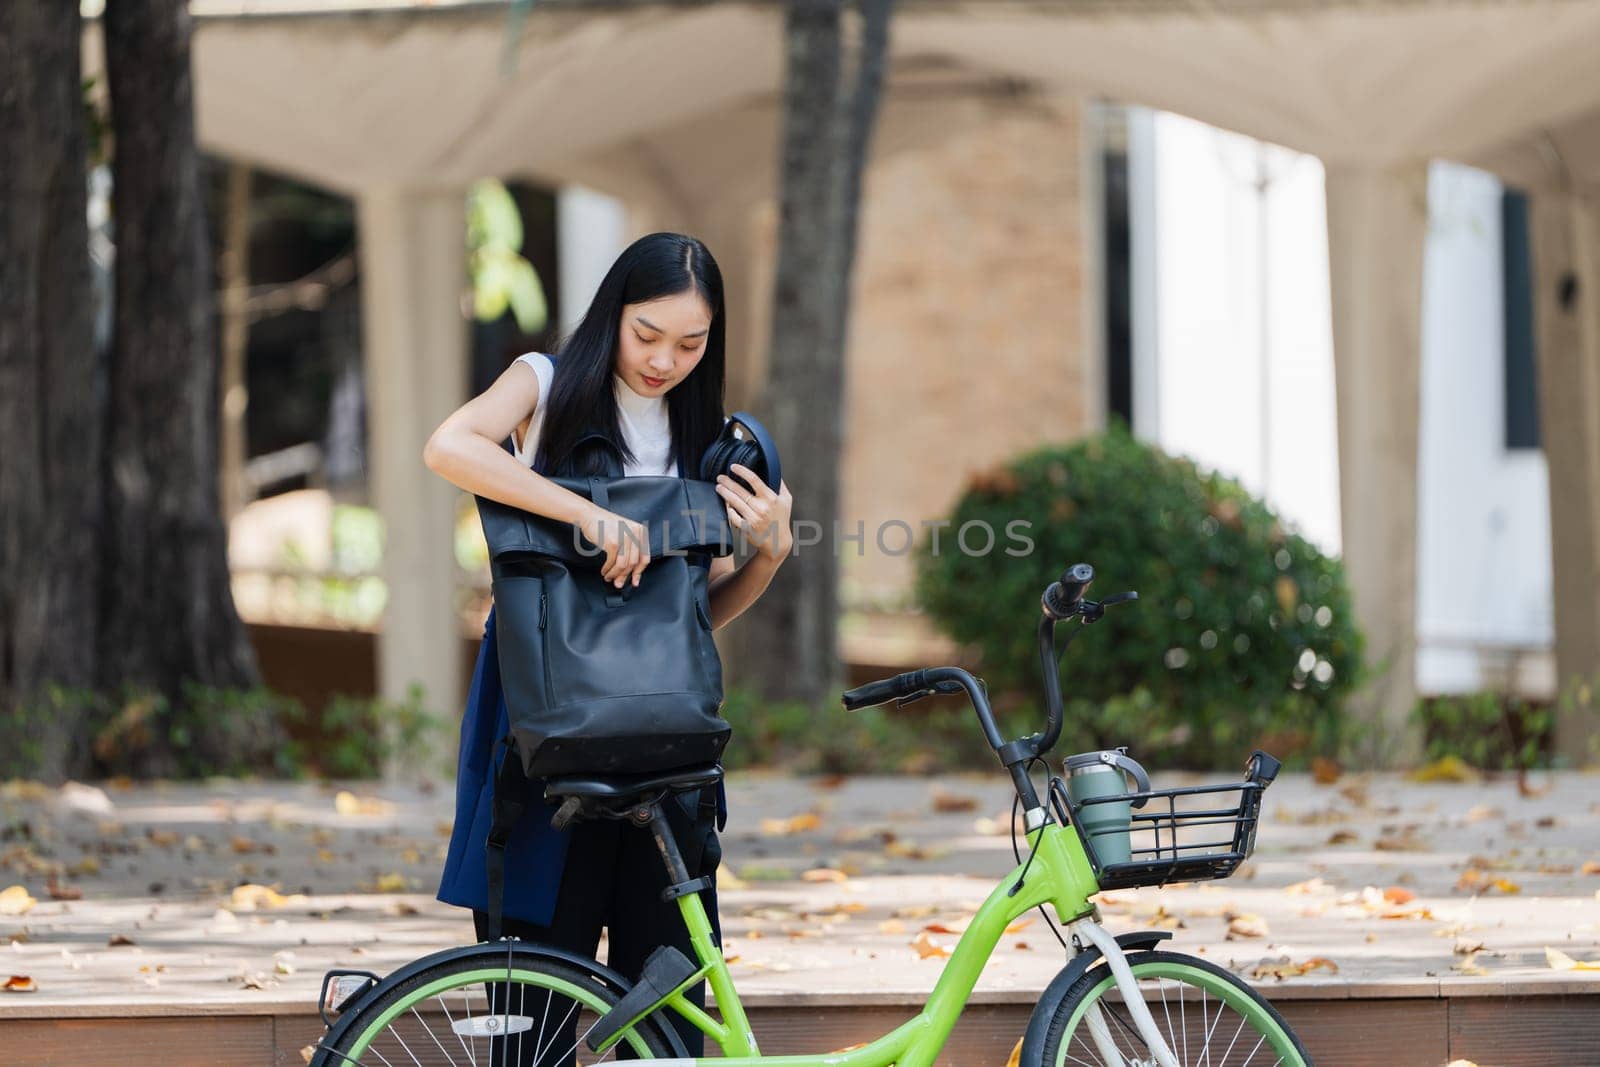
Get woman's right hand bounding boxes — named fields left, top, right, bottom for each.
left=578, top=504, right=652, bottom=588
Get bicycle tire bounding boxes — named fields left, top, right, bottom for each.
left=312, top=945, right=683, bottom=1067
left=1034, top=950, right=1312, bottom=1067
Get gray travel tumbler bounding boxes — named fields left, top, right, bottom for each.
left=1064, top=749, right=1151, bottom=866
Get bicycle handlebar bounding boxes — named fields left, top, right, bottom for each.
left=840, top=561, right=1137, bottom=812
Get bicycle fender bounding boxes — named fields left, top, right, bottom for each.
left=1018, top=931, right=1173, bottom=1067
left=309, top=939, right=691, bottom=1066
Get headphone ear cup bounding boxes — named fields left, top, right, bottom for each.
left=698, top=412, right=781, bottom=491
left=699, top=437, right=738, bottom=483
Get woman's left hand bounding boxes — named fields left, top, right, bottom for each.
left=716, top=463, right=793, bottom=562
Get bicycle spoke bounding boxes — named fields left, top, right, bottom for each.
left=1218, top=1012, right=1248, bottom=1065
left=460, top=988, right=480, bottom=1067
left=530, top=998, right=580, bottom=1067
left=386, top=1023, right=428, bottom=1067
left=410, top=1001, right=462, bottom=1067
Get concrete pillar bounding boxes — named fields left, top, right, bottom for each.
left=356, top=187, right=469, bottom=743
left=1528, top=186, right=1600, bottom=766
left=1324, top=161, right=1429, bottom=766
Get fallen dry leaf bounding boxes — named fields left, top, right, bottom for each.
left=1225, top=913, right=1270, bottom=939
left=107, top=934, right=136, bottom=947
left=1004, top=1036, right=1023, bottom=1067
left=911, top=930, right=950, bottom=959
left=1581, top=860, right=1600, bottom=876
left=44, top=877, right=81, bottom=902
left=300, top=1044, right=317, bottom=1065
left=372, top=873, right=408, bottom=893
left=1406, top=756, right=1480, bottom=783
left=0, top=885, right=37, bottom=916
left=878, top=919, right=907, bottom=935
left=1248, top=956, right=1338, bottom=980
left=1382, top=886, right=1415, bottom=905
left=1326, top=829, right=1360, bottom=845
left=1310, top=757, right=1342, bottom=784
left=334, top=791, right=394, bottom=817
left=885, top=838, right=948, bottom=861
left=760, top=813, right=822, bottom=836
left=1284, top=877, right=1329, bottom=895
left=800, top=867, right=848, bottom=883
left=931, top=789, right=979, bottom=813
left=232, top=884, right=289, bottom=911
left=1545, top=947, right=1600, bottom=972
left=3, top=975, right=37, bottom=993
left=1373, top=831, right=1427, bottom=851
left=1453, top=953, right=1489, bottom=976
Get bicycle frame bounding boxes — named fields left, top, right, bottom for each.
left=595, top=817, right=1102, bottom=1067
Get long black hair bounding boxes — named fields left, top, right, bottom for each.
left=533, top=232, right=726, bottom=478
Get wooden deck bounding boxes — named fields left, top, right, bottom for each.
left=5, top=978, right=1599, bottom=1065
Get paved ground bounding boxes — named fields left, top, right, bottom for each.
left=3, top=768, right=1599, bottom=1011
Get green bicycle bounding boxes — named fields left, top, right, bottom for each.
left=310, top=563, right=1311, bottom=1067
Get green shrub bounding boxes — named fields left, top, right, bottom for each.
left=289, top=683, right=452, bottom=780
left=718, top=684, right=995, bottom=775
left=1412, top=690, right=1552, bottom=772
left=911, top=423, right=1363, bottom=769
left=4, top=678, right=450, bottom=782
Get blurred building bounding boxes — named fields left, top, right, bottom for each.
left=79, top=0, right=1600, bottom=762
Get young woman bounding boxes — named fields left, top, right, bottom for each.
left=424, top=232, right=793, bottom=1059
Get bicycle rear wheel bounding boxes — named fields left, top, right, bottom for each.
left=1035, top=950, right=1311, bottom=1067
left=312, top=944, right=683, bottom=1067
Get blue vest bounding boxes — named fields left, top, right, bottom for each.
left=436, top=421, right=727, bottom=926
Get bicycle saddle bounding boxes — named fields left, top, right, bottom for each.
left=543, top=763, right=724, bottom=804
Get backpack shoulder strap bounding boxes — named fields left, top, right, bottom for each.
left=484, top=737, right=532, bottom=941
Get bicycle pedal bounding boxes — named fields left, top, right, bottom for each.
left=585, top=945, right=698, bottom=1053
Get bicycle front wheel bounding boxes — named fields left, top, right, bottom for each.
left=313, top=944, right=683, bottom=1067
left=1036, top=950, right=1311, bottom=1067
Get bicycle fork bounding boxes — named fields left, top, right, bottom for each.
left=1068, top=919, right=1180, bottom=1067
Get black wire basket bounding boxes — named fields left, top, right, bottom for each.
left=1049, top=751, right=1279, bottom=891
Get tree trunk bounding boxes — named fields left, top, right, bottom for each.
left=101, top=0, right=260, bottom=723
left=0, top=1, right=104, bottom=779
left=219, top=162, right=253, bottom=523
left=726, top=0, right=893, bottom=705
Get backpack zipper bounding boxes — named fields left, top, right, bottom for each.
left=538, top=591, right=555, bottom=707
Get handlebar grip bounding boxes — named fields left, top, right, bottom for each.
left=841, top=669, right=927, bottom=711
left=1043, top=562, right=1094, bottom=618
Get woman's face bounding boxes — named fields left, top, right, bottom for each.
left=616, top=291, right=712, bottom=396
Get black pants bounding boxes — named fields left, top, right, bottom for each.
left=473, top=787, right=723, bottom=1063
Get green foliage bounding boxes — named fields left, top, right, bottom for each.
left=287, top=683, right=453, bottom=780
left=3, top=679, right=450, bottom=782
left=1412, top=690, right=1553, bottom=772
left=911, top=423, right=1364, bottom=769
left=466, top=179, right=547, bottom=333
left=718, top=684, right=994, bottom=775
left=88, top=681, right=303, bottom=780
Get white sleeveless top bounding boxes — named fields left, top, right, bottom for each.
left=509, top=352, right=674, bottom=477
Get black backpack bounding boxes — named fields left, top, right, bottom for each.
left=475, top=433, right=736, bottom=780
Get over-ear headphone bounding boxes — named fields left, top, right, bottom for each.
left=699, top=411, right=782, bottom=492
